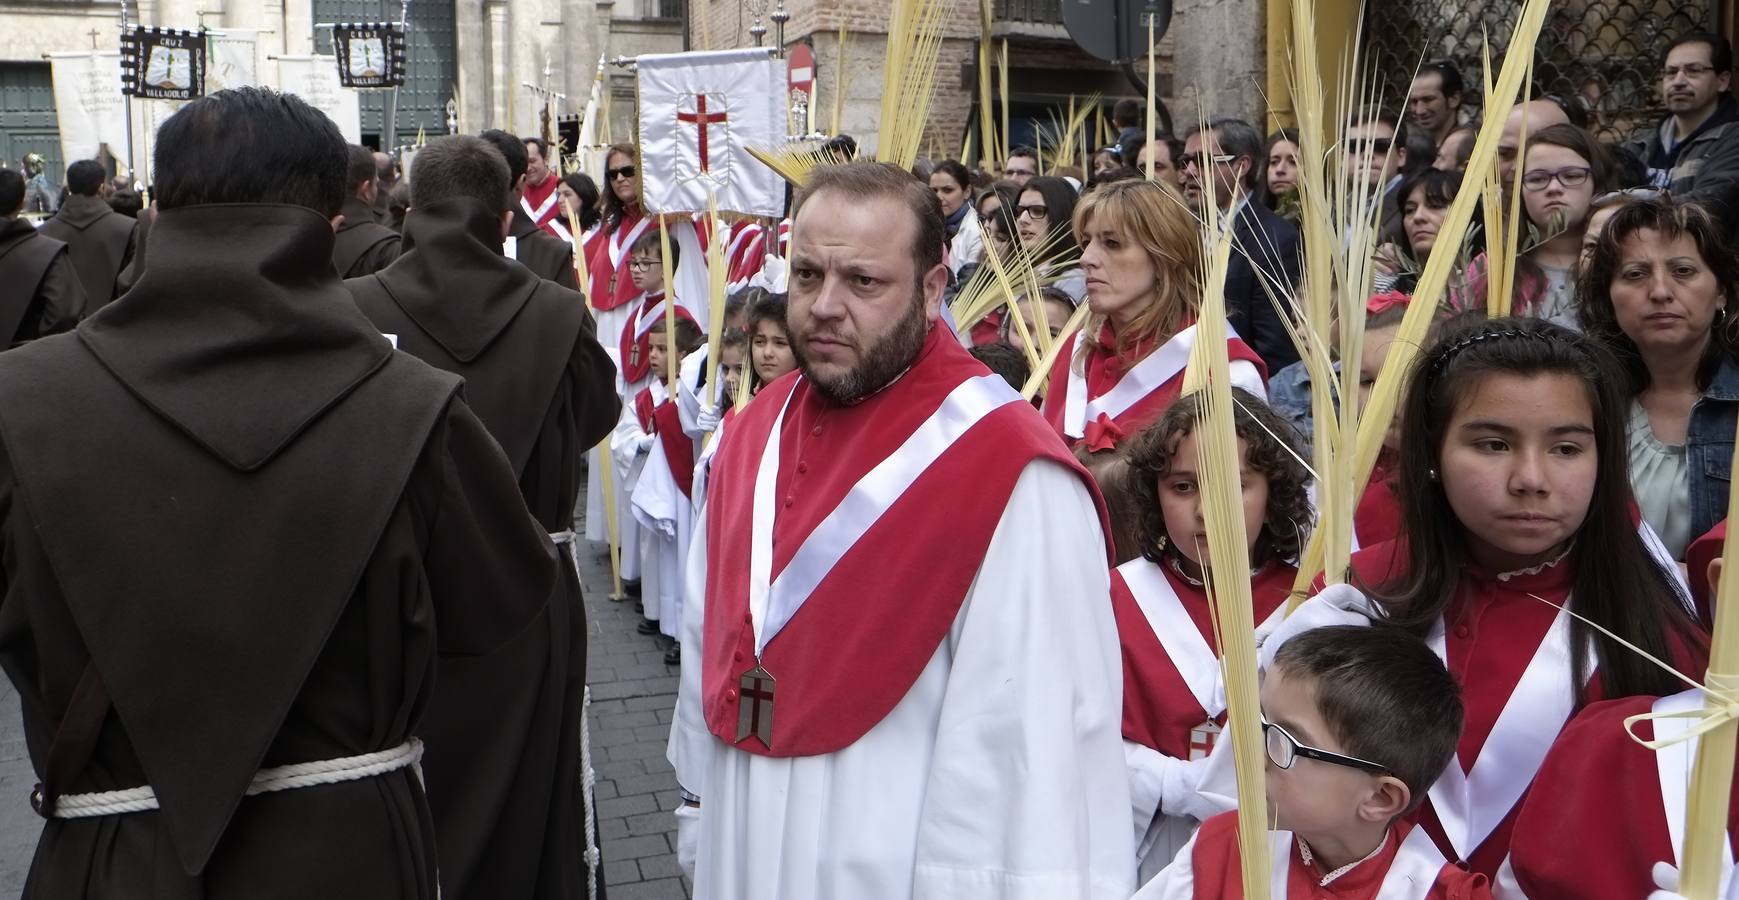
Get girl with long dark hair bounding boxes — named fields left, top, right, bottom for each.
left=1256, top=316, right=1706, bottom=882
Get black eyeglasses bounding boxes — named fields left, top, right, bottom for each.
left=1521, top=166, right=1593, bottom=192
left=1262, top=718, right=1390, bottom=774
left=1016, top=203, right=1049, bottom=219
left=627, top=257, right=660, bottom=271
left=608, top=165, right=637, bottom=181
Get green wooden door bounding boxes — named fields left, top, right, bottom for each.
left=0, top=63, right=64, bottom=191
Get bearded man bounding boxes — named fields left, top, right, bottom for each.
left=668, top=160, right=1134, bottom=899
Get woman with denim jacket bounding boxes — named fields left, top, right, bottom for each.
left=1579, top=197, right=1739, bottom=560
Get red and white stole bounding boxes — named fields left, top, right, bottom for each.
left=590, top=212, right=655, bottom=310
left=521, top=177, right=561, bottom=228
left=1423, top=600, right=1586, bottom=864
left=701, top=329, right=1102, bottom=756
left=1116, top=558, right=1289, bottom=758
left=1061, top=325, right=1203, bottom=441
left=1194, top=817, right=1453, bottom=899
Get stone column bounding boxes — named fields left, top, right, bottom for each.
left=456, top=0, right=488, bottom=132
left=1168, top=0, right=1267, bottom=127
left=488, top=1, right=510, bottom=130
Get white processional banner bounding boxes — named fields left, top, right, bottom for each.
left=205, top=28, right=260, bottom=93
left=636, top=49, right=786, bottom=217
left=276, top=55, right=361, bottom=144
left=48, top=53, right=131, bottom=173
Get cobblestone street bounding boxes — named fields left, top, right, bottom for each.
left=577, top=530, right=693, bottom=900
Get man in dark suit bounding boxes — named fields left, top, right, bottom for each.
left=38, top=159, right=135, bottom=313
left=1181, top=117, right=1303, bottom=371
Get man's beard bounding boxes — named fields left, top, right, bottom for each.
left=795, top=292, right=929, bottom=405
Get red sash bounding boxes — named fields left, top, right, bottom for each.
left=1040, top=326, right=1268, bottom=452
left=701, top=327, right=1108, bottom=756
left=651, top=398, right=695, bottom=499
left=1113, top=559, right=1293, bottom=757
left=587, top=209, right=652, bottom=311
left=521, top=175, right=561, bottom=233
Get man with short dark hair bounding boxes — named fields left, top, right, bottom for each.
left=480, top=129, right=580, bottom=290
left=0, top=168, right=82, bottom=343
left=331, top=144, right=401, bottom=277
left=346, top=133, right=618, bottom=900
left=1623, top=31, right=1739, bottom=235
left=1112, top=98, right=1144, bottom=149
left=1408, top=60, right=1464, bottom=146
left=1345, top=106, right=1413, bottom=235
left=39, top=158, right=134, bottom=313
left=1002, top=145, right=1040, bottom=186
left=521, top=136, right=565, bottom=239
left=1133, top=135, right=1185, bottom=190
left=0, top=87, right=556, bottom=897
left=670, top=159, right=1132, bottom=898
left=1183, top=117, right=1302, bottom=371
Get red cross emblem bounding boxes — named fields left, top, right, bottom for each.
left=1188, top=720, right=1222, bottom=761
left=735, top=663, right=776, bottom=748
left=677, top=93, right=729, bottom=173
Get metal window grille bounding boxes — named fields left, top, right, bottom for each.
left=1363, top=0, right=1715, bottom=141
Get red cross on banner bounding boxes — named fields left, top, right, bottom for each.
left=677, top=93, right=730, bottom=173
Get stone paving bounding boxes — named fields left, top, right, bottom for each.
left=578, top=533, right=693, bottom=900
left=0, top=524, right=691, bottom=900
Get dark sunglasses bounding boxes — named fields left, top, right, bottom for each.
left=1346, top=137, right=1394, bottom=156
left=608, top=165, right=637, bottom=181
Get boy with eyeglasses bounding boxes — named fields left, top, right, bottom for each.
left=1136, top=625, right=1487, bottom=898
left=1622, top=31, right=1739, bottom=240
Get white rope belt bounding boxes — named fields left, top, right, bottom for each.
left=45, top=738, right=424, bottom=819
left=548, top=529, right=604, bottom=895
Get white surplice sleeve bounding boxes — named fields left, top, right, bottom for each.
left=670, top=492, right=714, bottom=800
left=912, top=460, right=1135, bottom=900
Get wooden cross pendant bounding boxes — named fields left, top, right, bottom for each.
left=736, top=664, right=776, bottom=749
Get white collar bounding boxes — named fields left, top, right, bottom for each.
left=1299, top=830, right=1392, bottom=886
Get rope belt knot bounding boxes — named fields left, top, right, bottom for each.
left=31, top=738, right=424, bottom=819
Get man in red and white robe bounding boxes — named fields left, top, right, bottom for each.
left=519, top=137, right=565, bottom=240
left=669, top=160, right=1133, bottom=899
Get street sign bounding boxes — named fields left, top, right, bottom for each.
left=787, top=42, right=815, bottom=134
left=1063, top=0, right=1172, bottom=65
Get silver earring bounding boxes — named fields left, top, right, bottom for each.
left=1428, top=468, right=1439, bottom=482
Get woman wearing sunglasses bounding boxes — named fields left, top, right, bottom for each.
left=584, top=143, right=655, bottom=339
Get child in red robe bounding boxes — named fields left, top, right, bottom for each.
left=1114, top=388, right=1314, bottom=883
left=1140, top=625, right=1487, bottom=899
left=1247, top=318, right=1707, bottom=883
